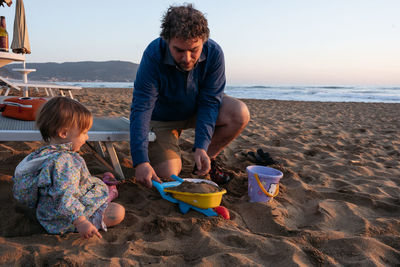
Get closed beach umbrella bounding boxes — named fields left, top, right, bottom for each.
left=11, top=0, right=31, bottom=54
left=0, top=0, right=12, bottom=7
left=11, top=0, right=33, bottom=97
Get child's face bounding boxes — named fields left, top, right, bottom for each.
left=64, top=126, right=90, bottom=152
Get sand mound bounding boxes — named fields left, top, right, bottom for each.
left=167, top=181, right=221, bottom=193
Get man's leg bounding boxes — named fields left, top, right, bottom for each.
left=153, top=158, right=182, bottom=180
left=150, top=96, right=249, bottom=179
left=207, top=95, right=250, bottom=159
left=148, top=123, right=184, bottom=180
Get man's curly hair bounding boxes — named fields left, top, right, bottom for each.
left=160, top=4, right=210, bottom=42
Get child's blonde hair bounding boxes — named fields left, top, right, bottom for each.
left=36, top=97, right=92, bottom=142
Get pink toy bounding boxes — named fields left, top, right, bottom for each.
left=214, top=206, right=230, bottom=220
left=102, top=172, right=119, bottom=202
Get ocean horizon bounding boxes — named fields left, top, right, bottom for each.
left=58, top=82, right=400, bottom=103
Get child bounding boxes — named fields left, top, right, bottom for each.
left=12, top=97, right=125, bottom=239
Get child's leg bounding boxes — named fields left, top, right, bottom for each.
left=103, top=202, right=125, bottom=227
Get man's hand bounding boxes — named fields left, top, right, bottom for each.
left=73, top=216, right=102, bottom=239
left=193, top=148, right=211, bottom=176
left=135, top=162, right=162, bottom=188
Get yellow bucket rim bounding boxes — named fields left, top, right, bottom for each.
left=164, top=188, right=227, bottom=197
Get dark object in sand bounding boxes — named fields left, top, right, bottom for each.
left=247, top=148, right=278, bottom=166
left=209, top=159, right=232, bottom=185
left=167, top=181, right=221, bottom=194
left=192, top=159, right=232, bottom=185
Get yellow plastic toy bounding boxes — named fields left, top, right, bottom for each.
left=164, top=178, right=226, bottom=209
left=152, top=175, right=227, bottom=217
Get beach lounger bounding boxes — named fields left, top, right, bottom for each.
left=0, top=76, right=81, bottom=99
left=0, top=115, right=130, bottom=179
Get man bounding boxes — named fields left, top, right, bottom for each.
left=130, top=4, right=250, bottom=188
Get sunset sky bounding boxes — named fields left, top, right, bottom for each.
left=1, top=0, right=399, bottom=86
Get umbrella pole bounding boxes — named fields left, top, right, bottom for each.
left=23, top=65, right=28, bottom=97
left=14, top=60, right=35, bottom=97
left=22, top=60, right=28, bottom=97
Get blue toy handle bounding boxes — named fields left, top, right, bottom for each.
left=152, top=180, right=178, bottom=204
left=178, top=202, right=217, bottom=216
left=171, top=174, right=184, bottom=182
left=152, top=180, right=163, bottom=192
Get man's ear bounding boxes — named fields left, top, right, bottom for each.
left=58, top=128, right=68, bottom=139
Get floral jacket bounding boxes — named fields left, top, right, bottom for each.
left=12, top=143, right=108, bottom=234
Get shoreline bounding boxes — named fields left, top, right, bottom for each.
left=0, top=87, right=399, bottom=265
left=57, top=86, right=400, bottom=104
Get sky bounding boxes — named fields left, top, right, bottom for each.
left=1, top=0, right=400, bottom=86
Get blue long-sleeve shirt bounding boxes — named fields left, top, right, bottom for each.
left=130, top=38, right=226, bottom=166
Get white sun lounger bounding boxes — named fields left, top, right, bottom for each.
left=0, top=115, right=130, bottom=179
left=0, top=76, right=81, bottom=99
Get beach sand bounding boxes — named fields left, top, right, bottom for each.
left=0, top=88, right=400, bottom=266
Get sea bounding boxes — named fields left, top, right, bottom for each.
left=59, top=82, right=400, bottom=103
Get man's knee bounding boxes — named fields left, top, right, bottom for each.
left=220, top=96, right=250, bottom=128
left=234, top=99, right=250, bottom=127
left=153, top=159, right=182, bottom=179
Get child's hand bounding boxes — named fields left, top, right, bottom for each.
left=73, top=216, right=102, bottom=239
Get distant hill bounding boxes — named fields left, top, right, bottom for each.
left=0, top=61, right=139, bottom=82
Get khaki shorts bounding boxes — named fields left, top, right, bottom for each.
left=148, top=116, right=196, bottom=166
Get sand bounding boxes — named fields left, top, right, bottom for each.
left=167, top=181, right=221, bottom=194
left=0, top=87, right=399, bottom=266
